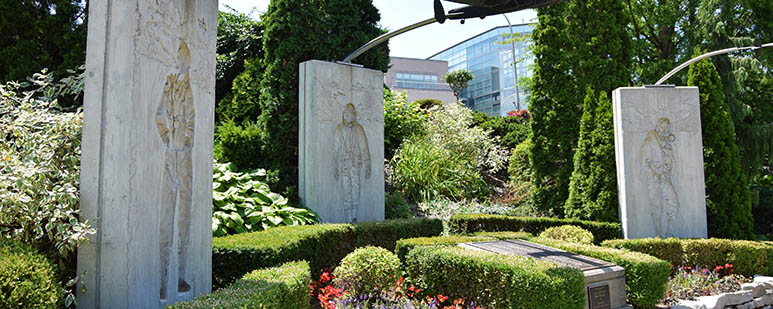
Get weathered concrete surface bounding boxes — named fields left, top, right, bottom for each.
left=77, top=0, right=216, bottom=307
left=613, top=87, right=708, bottom=239
left=299, top=60, right=385, bottom=223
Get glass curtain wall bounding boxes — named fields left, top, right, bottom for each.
left=429, top=25, right=534, bottom=116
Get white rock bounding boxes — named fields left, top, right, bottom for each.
left=755, top=275, right=773, bottom=289
left=672, top=300, right=710, bottom=309
left=722, top=290, right=754, bottom=306
left=613, top=87, right=708, bottom=239
left=753, top=296, right=767, bottom=308
left=741, top=282, right=767, bottom=298
left=673, top=294, right=725, bottom=309
left=736, top=300, right=754, bottom=309
left=77, top=1, right=217, bottom=308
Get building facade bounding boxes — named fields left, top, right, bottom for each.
left=385, top=57, right=457, bottom=104
left=429, top=24, right=534, bottom=116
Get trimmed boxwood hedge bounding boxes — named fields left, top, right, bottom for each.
left=448, top=214, right=621, bottom=243
left=169, top=261, right=310, bottom=308
left=0, top=240, right=61, bottom=308
left=533, top=238, right=670, bottom=308
left=212, top=218, right=442, bottom=288
left=602, top=238, right=773, bottom=276
left=405, top=246, right=586, bottom=308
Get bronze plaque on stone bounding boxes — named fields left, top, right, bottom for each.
left=588, top=284, right=611, bottom=309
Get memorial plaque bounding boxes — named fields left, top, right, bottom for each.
left=460, top=240, right=629, bottom=309
left=461, top=240, right=614, bottom=271
left=588, top=284, right=611, bottom=309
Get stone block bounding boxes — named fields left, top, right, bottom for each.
left=299, top=60, right=385, bottom=223
left=741, top=282, right=767, bottom=298
left=613, top=87, right=708, bottom=239
left=724, top=290, right=754, bottom=306
left=77, top=1, right=216, bottom=308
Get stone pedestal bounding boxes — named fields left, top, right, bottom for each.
left=77, top=1, right=216, bottom=307
left=612, top=86, right=708, bottom=239
left=299, top=60, right=385, bottom=223
left=459, top=240, right=629, bottom=309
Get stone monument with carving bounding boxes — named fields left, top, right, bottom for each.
left=77, top=1, right=216, bottom=307
left=613, top=86, right=708, bottom=239
left=299, top=60, right=384, bottom=223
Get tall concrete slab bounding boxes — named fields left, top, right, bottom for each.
left=77, top=1, right=216, bottom=307
left=299, top=60, right=385, bottom=223
left=613, top=86, right=708, bottom=239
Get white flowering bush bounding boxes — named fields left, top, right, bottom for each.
left=390, top=102, right=508, bottom=202
left=0, top=69, right=94, bottom=257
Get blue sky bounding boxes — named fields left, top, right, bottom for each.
left=218, top=0, right=537, bottom=59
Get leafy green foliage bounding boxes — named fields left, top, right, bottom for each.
left=447, top=213, right=621, bottom=243
left=602, top=238, right=773, bottom=277
left=688, top=54, right=754, bottom=239
left=0, top=240, right=61, bottom=308
left=539, top=225, right=594, bottom=244
left=533, top=238, right=670, bottom=308
left=404, top=246, right=586, bottom=308
left=529, top=0, right=631, bottom=217
left=211, top=218, right=442, bottom=288
left=564, top=89, right=618, bottom=222
left=215, top=9, right=264, bottom=107
left=334, top=246, right=401, bottom=296
left=384, top=192, right=413, bottom=220
left=213, top=119, right=264, bottom=170
left=212, top=162, right=317, bottom=237
left=0, top=1, right=86, bottom=103
left=389, top=103, right=507, bottom=202
left=508, top=139, right=534, bottom=205
left=256, top=0, right=389, bottom=192
left=383, top=90, right=427, bottom=159
left=471, top=110, right=531, bottom=150
left=170, top=261, right=310, bottom=309
left=442, top=70, right=473, bottom=102
left=0, top=70, right=94, bottom=257
left=752, top=175, right=773, bottom=236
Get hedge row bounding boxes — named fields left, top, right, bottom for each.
left=169, top=261, right=310, bottom=309
left=602, top=238, right=773, bottom=276
left=448, top=214, right=621, bottom=243
left=405, top=246, right=586, bottom=308
left=212, top=218, right=442, bottom=288
left=533, top=238, right=670, bottom=308
left=0, top=240, right=61, bottom=309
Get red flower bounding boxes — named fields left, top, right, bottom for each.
left=437, top=294, right=449, bottom=303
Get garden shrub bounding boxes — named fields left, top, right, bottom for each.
left=384, top=192, right=413, bottom=220
left=601, top=238, right=684, bottom=266
left=405, top=246, right=586, bottom=308
left=602, top=238, right=773, bottom=276
left=413, top=98, right=443, bottom=110
left=352, top=218, right=442, bottom=251
left=474, top=231, right=533, bottom=240
left=539, top=225, right=594, bottom=244
left=384, top=90, right=426, bottom=159
left=211, top=161, right=316, bottom=236
left=213, top=119, right=264, bottom=170
left=170, top=261, right=310, bottom=309
left=448, top=213, right=621, bottom=243
left=0, top=240, right=61, bottom=308
left=533, top=238, right=670, bottom=308
left=334, top=246, right=401, bottom=296
left=390, top=102, right=507, bottom=202
left=507, top=138, right=533, bottom=204
left=212, top=218, right=442, bottom=288
left=472, top=110, right=531, bottom=150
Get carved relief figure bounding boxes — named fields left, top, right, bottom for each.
left=640, top=117, right=679, bottom=236
left=156, top=40, right=195, bottom=300
left=333, top=104, right=371, bottom=222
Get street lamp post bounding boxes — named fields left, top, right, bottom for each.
left=503, top=14, right=521, bottom=111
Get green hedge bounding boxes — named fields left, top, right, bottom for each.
left=169, top=261, right=310, bottom=308
left=534, top=238, right=670, bottom=308
left=212, top=218, right=442, bottom=288
left=395, top=232, right=532, bottom=262
left=602, top=238, right=773, bottom=276
left=0, top=240, right=61, bottom=308
left=448, top=214, right=621, bottom=243
left=405, top=246, right=586, bottom=308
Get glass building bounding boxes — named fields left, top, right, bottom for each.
left=429, top=24, right=534, bottom=116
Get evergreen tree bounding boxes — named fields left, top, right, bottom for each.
left=257, top=0, right=389, bottom=192
left=565, top=89, right=618, bottom=222
left=688, top=54, right=754, bottom=239
left=529, top=0, right=631, bottom=216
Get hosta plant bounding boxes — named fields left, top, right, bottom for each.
left=212, top=162, right=317, bottom=236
